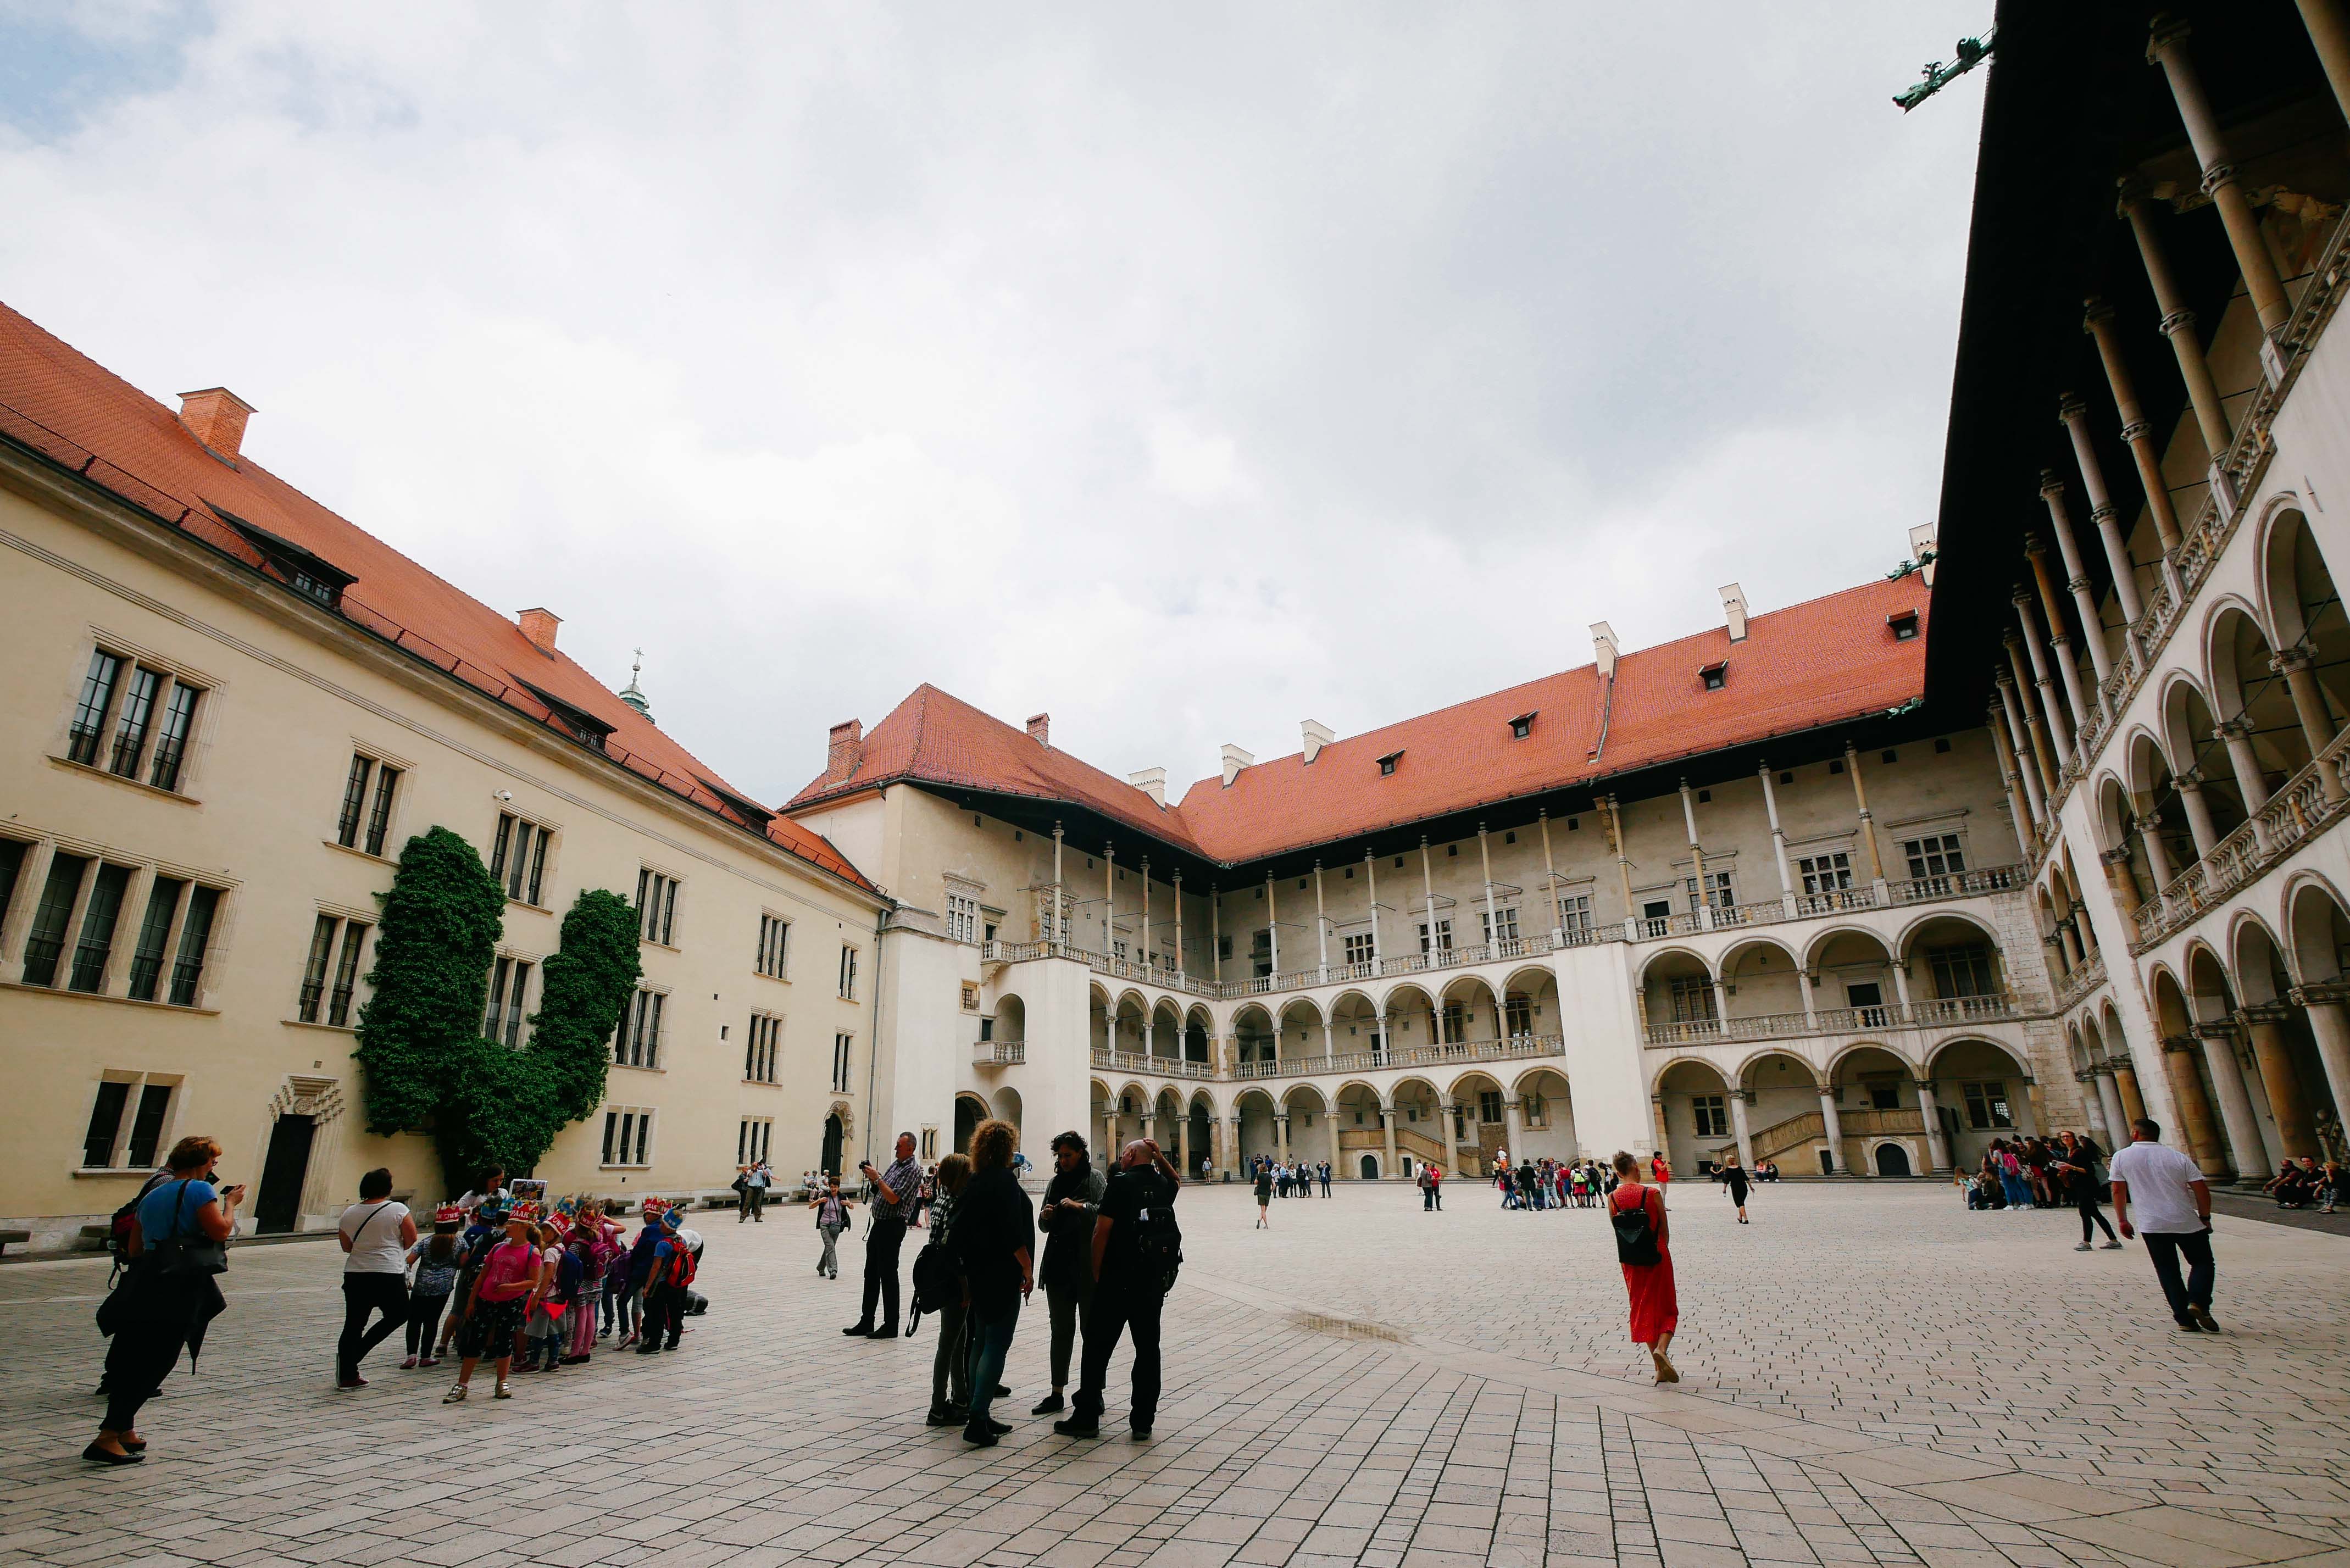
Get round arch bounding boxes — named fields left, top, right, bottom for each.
left=1636, top=946, right=1716, bottom=986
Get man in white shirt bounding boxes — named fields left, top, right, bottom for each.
left=2108, top=1117, right=2219, bottom=1333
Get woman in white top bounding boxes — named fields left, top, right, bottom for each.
left=337, top=1167, right=419, bottom=1389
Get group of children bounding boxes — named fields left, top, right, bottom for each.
left=396, top=1186, right=704, bottom=1405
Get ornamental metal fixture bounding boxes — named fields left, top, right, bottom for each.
left=1893, top=30, right=1994, bottom=113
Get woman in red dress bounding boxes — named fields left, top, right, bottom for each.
left=1609, top=1150, right=1679, bottom=1383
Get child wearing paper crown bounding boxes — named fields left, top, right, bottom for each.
left=401, top=1204, right=466, bottom=1369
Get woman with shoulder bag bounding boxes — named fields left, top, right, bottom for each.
left=1606, top=1150, right=1679, bottom=1385
left=86, top=1135, right=243, bottom=1464
left=924, top=1153, right=975, bottom=1426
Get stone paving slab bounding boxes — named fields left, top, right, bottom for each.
left=0, top=1183, right=2344, bottom=1566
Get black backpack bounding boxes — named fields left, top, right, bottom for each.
left=1133, top=1182, right=1184, bottom=1295
left=1610, top=1188, right=1660, bottom=1267
left=908, top=1236, right=958, bottom=1332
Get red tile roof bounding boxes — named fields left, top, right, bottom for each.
left=0, top=299, right=874, bottom=894
left=787, top=579, right=1929, bottom=866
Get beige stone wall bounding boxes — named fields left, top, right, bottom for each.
left=0, top=457, right=882, bottom=1248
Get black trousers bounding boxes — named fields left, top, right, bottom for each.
left=405, top=1291, right=451, bottom=1356
left=860, top=1216, right=907, bottom=1327
left=2142, top=1229, right=2215, bottom=1321
left=643, top=1283, right=688, bottom=1348
left=102, top=1327, right=185, bottom=1433
left=2076, top=1194, right=2116, bottom=1243
left=739, top=1187, right=765, bottom=1221
left=338, top=1274, right=409, bottom=1380
left=1074, top=1282, right=1164, bottom=1429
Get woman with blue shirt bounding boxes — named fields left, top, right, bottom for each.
left=87, top=1135, right=242, bottom=1464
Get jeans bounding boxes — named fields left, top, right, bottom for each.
left=964, top=1296, right=1021, bottom=1427
left=1421, top=1185, right=1433, bottom=1210
left=2142, top=1228, right=2215, bottom=1321
left=1075, top=1282, right=1165, bottom=1431
left=930, top=1295, right=970, bottom=1412
left=862, top=1217, right=907, bottom=1327
left=405, top=1290, right=452, bottom=1356
left=2000, top=1172, right=2030, bottom=1209
left=1046, top=1274, right=1093, bottom=1389
left=338, top=1273, right=409, bottom=1381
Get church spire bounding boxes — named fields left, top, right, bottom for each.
left=618, top=648, right=652, bottom=722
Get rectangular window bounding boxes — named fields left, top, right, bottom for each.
left=503, top=961, right=531, bottom=1048
left=832, top=1032, right=853, bottom=1093
left=23, top=852, right=89, bottom=987
left=109, top=667, right=162, bottom=778
left=636, top=867, right=679, bottom=944
left=364, top=766, right=401, bottom=857
left=1343, top=931, right=1375, bottom=965
left=615, top=987, right=666, bottom=1069
left=1691, top=1095, right=1729, bottom=1138
left=1685, top=871, right=1734, bottom=911
left=738, top=1118, right=773, bottom=1165
left=1962, top=1081, right=2013, bottom=1130
left=82, top=1080, right=130, bottom=1169
left=1505, top=993, right=1534, bottom=1036
left=491, top=813, right=552, bottom=905
left=126, top=876, right=184, bottom=1002
left=336, top=755, right=374, bottom=848
left=602, top=1107, right=654, bottom=1167
left=1798, top=852, right=1852, bottom=896
left=745, top=1012, right=780, bottom=1083
left=126, top=1082, right=172, bottom=1169
left=147, top=681, right=201, bottom=793
left=298, top=914, right=338, bottom=1023
left=68, top=863, right=132, bottom=993
left=0, top=838, right=25, bottom=931
left=1556, top=893, right=1593, bottom=936
left=1668, top=975, right=1718, bottom=1024
left=67, top=650, right=124, bottom=766
left=837, top=944, right=858, bottom=1000
left=1477, top=1089, right=1504, bottom=1124
left=1479, top=907, right=1520, bottom=943
left=1927, top=944, right=1996, bottom=999
left=945, top=892, right=979, bottom=944
left=168, top=887, right=218, bottom=1007
left=1417, top=918, right=1453, bottom=954
left=1903, top=833, right=1966, bottom=881
left=757, top=913, right=790, bottom=977
left=482, top=957, right=534, bottom=1046
left=484, top=957, right=510, bottom=1041
left=1440, top=1002, right=1469, bottom=1043
left=327, top=920, right=370, bottom=1026
left=80, top=1076, right=175, bottom=1169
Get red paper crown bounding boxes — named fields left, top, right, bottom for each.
left=641, top=1197, right=668, bottom=1215
left=507, top=1200, right=542, bottom=1224
left=433, top=1203, right=463, bottom=1225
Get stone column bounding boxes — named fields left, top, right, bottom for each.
left=2137, top=810, right=2176, bottom=891
left=1503, top=1096, right=1527, bottom=1166
left=1052, top=822, right=1064, bottom=944
left=2194, top=1022, right=2273, bottom=1182
left=2120, top=193, right=2235, bottom=461
left=2214, top=718, right=2273, bottom=814
left=2299, top=0, right=2350, bottom=127
left=2238, top=1004, right=2319, bottom=1161
left=1916, top=1079, right=1951, bottom=1172
left=1650, top=1096, right=1673, bottom=1163
left=1173, top=870, right=1185, bottom=982
left=2174, top=772, right=2220, bottom=860
left=1437, top=1099, right=1460, bottom=1173
left=2081, top=301, right=2187, bottom=563
left=2039, top=469, right=2119, bottom=699
left=1679, top=781, right=1711, bottom=927
left=2273, top=648, right=2343, bottom=789
left=1323, top=1022, right=1336, bottom=1066
left=1224, top=1116, right=1241, bottom=1177
left=1380, top=1104, right=1399, bottom=1177
left=1477, top=825, right=1502, bottom=948
left=2005, top=631, right=2064, bottom=789
left=1419, top=838, right=1441, bottom=958
left=2114, top=1061, right=2148, bottom=1126
left=1104, top=843, right=1116, bottom=959
left=1759, top=761, right=1798, bottom=913
left=1987, top=711, right=2037, bottom=859
left=1539, top=811, right=1563, bottom=939
left=1266, top=872, right=1280, bottom=976
left=1365, top=849, right=1383, bottom=969
left=1818, top=1086, right=1846, bottom=1176
left=1325, top=1109, right=1341, bottom=1176
left=2074, top=1071, right=2113, bottom=1149
left=2017, top=559, right=2083, bottom=753
left=1143, top=1013, right=1158, bottom=1061
left=1843, top=742, right=1886, bottom=888
left=1728, top=1090, right=1755, bottom=1169
left=1313, top=861, right=1329, bottom=980
left=1176, top=1111, right=1192, bottom=1181
left=1995, top=676, right=2051, bottom=828
left=2288, top=983, right=2350, bottom=1153
left=1137, top=1111, right=1154, bottom=1148
left=2160, top=1035, right=2231, bottom=1177
left=1212, top=886, right=1222, bottom=983
left=2094, top=1069, right=2130, bottom=1146
left=1142, top=858, right=1153, bottom=970
left=2055, top=411, right=2147, bottom=625
left=1273, top=1112, right=1291, bottom=1167
left=2099, top=845, right=2143, bottom=919
left=2148, top=19, right=2293, bottom=338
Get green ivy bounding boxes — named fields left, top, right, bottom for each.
left=355, top=829, right=642, bottom=1196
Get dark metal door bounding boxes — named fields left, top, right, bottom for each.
left=820, top=1114, right=843, bottom=1177
left=254, top=1113, right=316, bottom=1234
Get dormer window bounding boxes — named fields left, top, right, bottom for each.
left=1508, top=711, right=1536, bottom=739
left=212, top=506, right=356, bottom=611
left=515, top=680, right=617, bottom=754
left=1699, top=660, right=1728, bottom=692
left=1888, top=610, right=1920, bottom=641
left=1377, top=750, right=1404, bottom=777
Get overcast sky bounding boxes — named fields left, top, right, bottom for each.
left=0, top=2, right=1992, bottom=807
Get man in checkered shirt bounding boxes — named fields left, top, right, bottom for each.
left=843, top=1132, right=924, bottom=1338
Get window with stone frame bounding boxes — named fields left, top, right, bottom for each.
left=1440, top=1002, right=1470, bottom=1043
left=614, top=986, right=665, bottom=1069
left=1416, top=918, right=1453, bottom=954
left=1797, top=851, right=1852, bottom=895
left=1684, top=871, right=1735, bottom=910
left=1962, top=1081, right=2014, bottom=1129
left=1926, top=943, right=1997, bottom=998
left=82, top=1073, right=179, bottom=1170
left=1555, top=892, right=1593, bottom=936
left=1668, top=975, right=1717, bottom=1023
left=1477, top=1089, right=1504, bottom=1124
left=1690, top=1095, right=1729, bottom=1138
left=602, top=1106, right=654, bottom=1167
left=1902, top=832, right=1967, bottom=881
left=490, top=812, right=554, bottom=906
left=1342, top=931, right=1375, bottom=966
left=1479, top=906, right=1520, bottom=943
left=1504, top=992, right=1535, bottom=1036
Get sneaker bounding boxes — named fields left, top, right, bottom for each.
left=925, top=1406, right=965, bottom=1427
left=2176, top=1319, right=2203, bottom=1332
left=1031, top=1393, right=1065, bottom=1415
left=2099, top=1239, right=2124, bottom=1250
left=2190, top=1305, right=2221, bottom=1333
left=1052, top=1416, right=1101, bottom=1438
left=2074, top=1242, right=2092, bottom=1252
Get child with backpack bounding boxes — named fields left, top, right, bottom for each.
left=564, top=1209, right=611, bottom=1363
left=637, top=1208, right=697, bottom=1354
left=614, top=1200, right=668, bottom=1348
left=401, top=1205, right=465, bottom=1369
left=436, top=1203, right=507, bottom=1360
left=520, top=1221, right=585, bottom=1372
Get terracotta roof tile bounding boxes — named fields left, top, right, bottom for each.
left=787, top=579, right=1928, bottom=866
left=0, top=299, right=873, bottom=894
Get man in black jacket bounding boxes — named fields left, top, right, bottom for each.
left=1031, top=1131, right=1105, bottom=1416
left=1056, top=1138, right=1177, bottom=1441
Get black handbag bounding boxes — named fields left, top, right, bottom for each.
left=1609, top=1188, right=1660, bottom=1267
left=147, top=1180, right=229, bottom=1277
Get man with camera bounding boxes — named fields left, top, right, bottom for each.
left=843, top=1132, right=924, bottom=1339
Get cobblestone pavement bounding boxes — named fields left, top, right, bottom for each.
left=2, top=1182, right=2346, bottom=1567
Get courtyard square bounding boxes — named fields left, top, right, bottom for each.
left=3, top=1181, right=2348, bottom=1568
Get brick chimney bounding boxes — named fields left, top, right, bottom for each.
left=178, top=387, right=254, bottom=460
left=1026, top=713, right=1051, bottom=747
left=827, top=719, right=864, bottom=780
left=516, top=608, right=561, bottom=653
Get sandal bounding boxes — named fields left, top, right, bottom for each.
left=1652, top=1353, right=1679, bottom=1384
left=493, top=1382, right=513, bottom=1399
left=442, top=1383, right=469, bottom=1404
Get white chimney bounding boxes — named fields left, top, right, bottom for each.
left=1219, top=743, right=1254, bottom=787
left=1590, top=621, right=1619, bottom=679
left=1301, top=719, right=1335, bottom=764
left=1128, top=766, right=1167, bottom=807
left=1909, top=522, right=1940, bottom=585
left=1720, top=582, right=1749, bottom=643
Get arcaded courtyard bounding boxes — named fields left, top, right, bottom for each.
left=3, top=1183, right=2346, bottom=1568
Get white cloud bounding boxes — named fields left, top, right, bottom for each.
left=0, top=1, right=1991, bottom=803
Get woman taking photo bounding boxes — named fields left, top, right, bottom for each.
left=87, top=1135, right=242, bottom=1463
left=1607, top=1150, right=1678, bottom=1384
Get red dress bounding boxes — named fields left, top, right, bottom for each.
left=1610, top=1182, right=1678, bottom=1345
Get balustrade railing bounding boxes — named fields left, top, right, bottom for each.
left=1642, top=991, right=2024, bottom=1047
left=2051, top=953, right=2108, bottom=1014
left=974, top=1041, right=1024, bottom=1066
left=2132, top=727, right=2350, bottom=949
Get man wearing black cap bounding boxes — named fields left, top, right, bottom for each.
left=1056, top=1138, right=1179, bottom=1440
left=1030, top=1130, right=1107, bottom=1415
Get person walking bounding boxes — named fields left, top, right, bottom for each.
left=402, top=1205, right=464, bottom=1368
left=1032, top=1132, right=1106, bottom=1417
left=1607, top=1150, right=1678, bottom=1383
left=86, top=1136, right=242, bottom=1464
left=2109, top=1117, right=2221, bottom=1332
left=845, top=1132, right=923, bottom=1338
left=2053, top=1131, right=2121, bottom=1252
left=924, top=1153, right=975, bottom=1427
left=946, top=1119, right=1034, bottom=1447
left=1254, top=1160, right=1273, bottom=1227
left=812, top=1173, right=852, bottom=1278
left=335, top=1167, right=417, bottom=1388
left=444, top=1205, right=545, bottom=1403
left=1057, top=1138, right=1180, bottom=1440
left=1719, top=1155, right=1749, bottom=1224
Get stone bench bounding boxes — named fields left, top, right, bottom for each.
left=0, top=1229, right=29, bottom=1259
